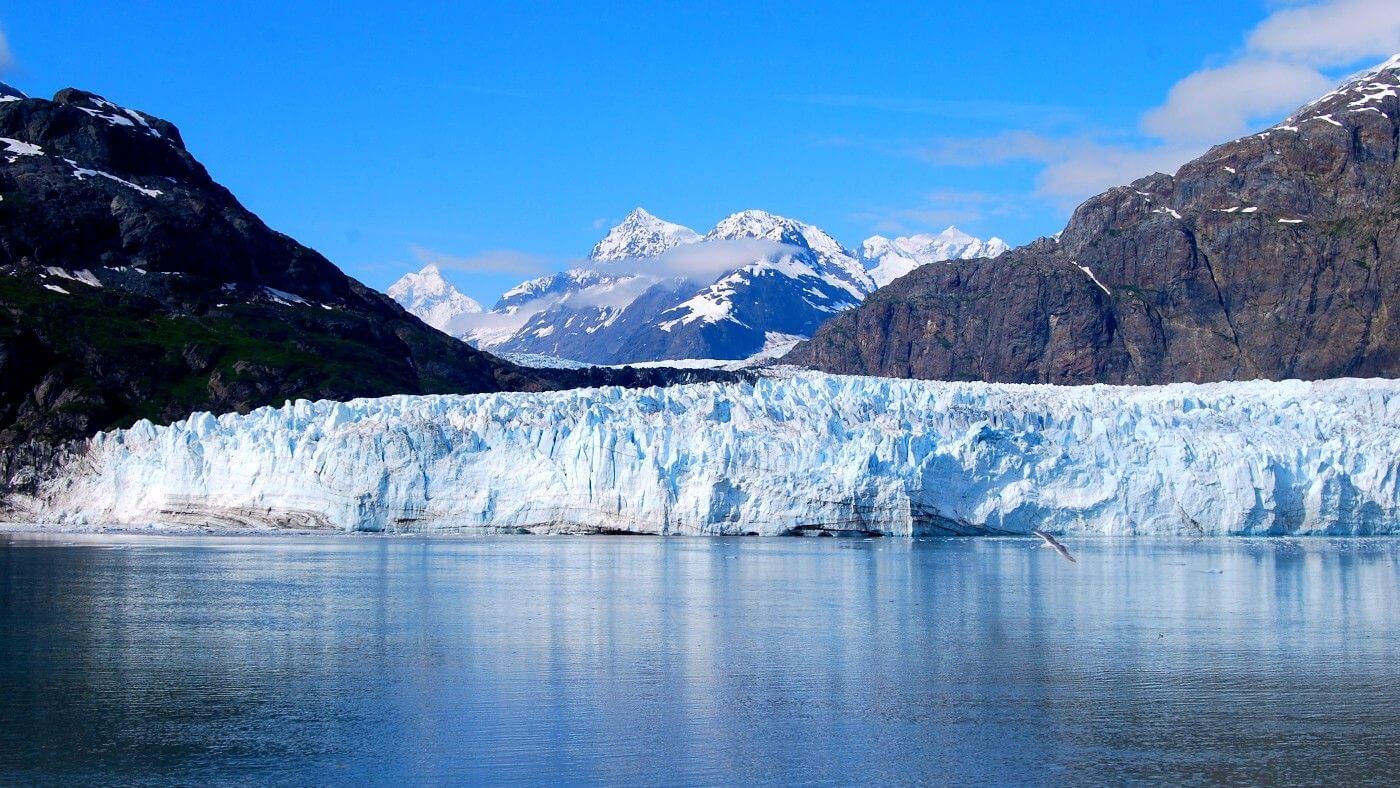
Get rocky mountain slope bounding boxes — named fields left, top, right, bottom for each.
left=396, top=208, right=1005, bottom=364
left=0, top=83, right=728, bottom=471
left=788, top=55, right=1400, bottom=383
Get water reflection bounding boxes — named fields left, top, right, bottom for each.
left=0, top=535, right=1396, bottom=783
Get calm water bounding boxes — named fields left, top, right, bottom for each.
left=0, top=533, right=1397, bottom=785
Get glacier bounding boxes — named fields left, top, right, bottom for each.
left=12, top=373, right=1400, bottom=536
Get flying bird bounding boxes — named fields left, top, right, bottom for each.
left=1032, top=528, right=1077, bottom=563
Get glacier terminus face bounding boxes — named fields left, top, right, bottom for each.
left=16, top=373, right=1400, bottom=536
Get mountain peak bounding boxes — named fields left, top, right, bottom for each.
left=937, top=225, right=975, bottom=243
left=1354, top=52, right=1400, bottom=80
left=705, top=210, right=851, bottom=258
left=0, top=81, right=27, bottom=102
left=860, top=228, right=1010, bottom=288
left=589, top=208, right=701, bottom=261
left=387, top=264, right=483, bottom=332
left=706, top=209, right=800, bottom=240
left=1280, top=51, right=1400, bottom=130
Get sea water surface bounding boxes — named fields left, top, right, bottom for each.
left=1, top=533, right=1397, bottom=784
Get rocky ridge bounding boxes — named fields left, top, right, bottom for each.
left=788, top=56, right=1400, bottom=383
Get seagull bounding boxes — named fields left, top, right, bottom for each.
left=1032, top=528, right=1076, bottom=563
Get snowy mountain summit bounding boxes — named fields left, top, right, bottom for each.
left=386, top=264, right=483, bottom=333
left=590, top=207, right=701, bottom=261
left=395, top=208, right=1006, bottom=364
left=861, top=227, right=1010, bottom=288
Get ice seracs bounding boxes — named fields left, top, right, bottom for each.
left=387, top=264, right=483, bottom=333
left=20, top=373, right=1399, bottom=537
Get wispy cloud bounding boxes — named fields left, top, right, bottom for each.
left=850, top=190, right=1029, bottom=235
left=412, top=238, right=799, bottom=314
left=0, top=24, right=14, bottom=72
left=1141, top=60, right=1334, bottom=143
left=883, top=132, right=1203, bottom=209
left=410, top=245, right=556, bottom=276
left=600, top=238, right=797, bottom=284
left=1248, top=0, right=1400, bottom=66
left=786, top=94, right=1080, bottom=125
left=854, top=0, right=1400, bottom=210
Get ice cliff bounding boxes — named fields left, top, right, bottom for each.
left=15, top=374, right=1400, bottom=535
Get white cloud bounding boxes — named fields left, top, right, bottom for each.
left=1142, top=0, right=1400, bottom=145
left=563, top=275, right=666, bottom=310
left=869, top=0, right=1400, bottom=211
left=1248, top=0, right=1400, bottom=66
left=410, top=245, right=554, bottom=276
left=0, top=25, right=13, bottom=72
left=1035, top=143, right=1203, bottom=204
left=599, top=238, right=798, bottom=284
left=852, top=189, right=1027, bottom=234
left=1141, top=60, right=1333, bottom=142
left=895, top=133, right=1204, bottom=207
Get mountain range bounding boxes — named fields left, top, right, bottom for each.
left=787, top=55, right=1400, bottom=383
left=5, top=49, right=1400, bottom=480
left=0, top=81, right=728, bottom=476
left=388, top=208, right=1008, bottom=364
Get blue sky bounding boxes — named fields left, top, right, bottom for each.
left=2, top=2, right=1397, bottom=304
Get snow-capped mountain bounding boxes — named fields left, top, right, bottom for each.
left=861, top=227, right=1010, bottom=288
left=386, top=264, right=483, bottom=333
left=397, top=208, right=1005, bottom=364
left=589, top=207, right=701, bottom=261
left=26, top=373, right=1399, bottom=536
left=633, top=210, right=876, bottom=360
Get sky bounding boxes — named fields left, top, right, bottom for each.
left=2, top=1, right=1399, bottom=304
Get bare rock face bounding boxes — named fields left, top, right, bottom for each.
left=789, top=58, right=1400, bottom=384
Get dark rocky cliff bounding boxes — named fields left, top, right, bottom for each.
left=788, top=58, right=1400, bottom=383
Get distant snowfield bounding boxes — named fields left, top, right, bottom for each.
left=13, top=373, right=1398, bottom=537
